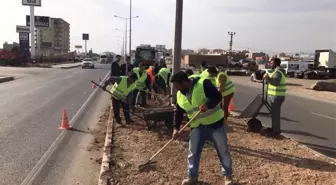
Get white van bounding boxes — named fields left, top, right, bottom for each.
left=280, top=61, right=313, bottom=77
left=100, top=54, right=107, bottom=63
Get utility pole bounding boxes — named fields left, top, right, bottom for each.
left=129, top=0, right=133, bottom=62
left=171, top=0, right=183, bottom=104
left=227, top=32, right=236, bottom=69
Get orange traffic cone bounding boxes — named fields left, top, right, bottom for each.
left=92, top=82, right=97, bottom=89
left=229, top=98, right=235, bottom=112
left=98, top=76, right=102, bottom=82
left=59, top=109, right=71, bottom=130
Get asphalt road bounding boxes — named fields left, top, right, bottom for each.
left=0, top=64, right=110, bottom=185
left=232, top=82, right=336, bottom=159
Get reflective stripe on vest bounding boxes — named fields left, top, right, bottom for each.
left=216, top=72, right=236, bottom=96
left=158, top=67, right=170, bottom=84
left=267, top=69, right=286, bottom=96
left=176, top=78, right=224, bottom=128
left=133, top=67, right=148, bottom=89
left=109, top=76, right=136, bottom=100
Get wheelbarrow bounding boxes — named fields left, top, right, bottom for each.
left=237, top=79, right=271, bottom=132
left=135, top=106, right=174, bottom=132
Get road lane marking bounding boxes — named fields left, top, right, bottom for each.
left=311, top=112, right=336, bottom=121
left=20, top=71, right=110, bottom=185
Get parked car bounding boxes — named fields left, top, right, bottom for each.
left=295, top=69, right=329, bottom=79
left=81, top=58, right=95, bottom=68
left=250, top=69, right=273, bottom=82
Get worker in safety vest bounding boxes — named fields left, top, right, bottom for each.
left=155, top=65, right=171, bottom=95
left=262, top=58, right=286, bottom=137
left=102, top=74, right=138, bottom=124
left=207, top=66, right=236, bottom=122
left=199, top=61, right=207, bottom=73
left=171, top=71, right=233, bottom=185
left=130, top=62, right=151, bottom=107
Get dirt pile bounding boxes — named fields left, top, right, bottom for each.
left=104, top=98, right=336, bottom=185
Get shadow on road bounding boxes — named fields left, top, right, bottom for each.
left=282, top=129, right=327, bottom=140
left=286, top=83, right=303, bottom=87
left=298, top=142, right=336, bottom=159
left=234, top=110, right=299, bottom=123
left=230, top=145, right=336, bottom=172
left=70, top=127, right=88, bottom=134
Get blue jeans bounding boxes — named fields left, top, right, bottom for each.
left=188, top=124, right=232, bottom=178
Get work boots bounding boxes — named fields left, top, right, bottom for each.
left=225, top=176, right=234, bottom=185
left=181, top=177, right=197, bottom=185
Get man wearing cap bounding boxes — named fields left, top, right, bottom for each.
left=171, top=71, right=233, bottom=185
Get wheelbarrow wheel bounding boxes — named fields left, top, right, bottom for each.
left=247, top=118, right=262, bottom=133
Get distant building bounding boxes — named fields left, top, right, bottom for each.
left=36, top=18, right=70, bottom=56
left=3, top=42, right=19, bottom=51
left=248, top=52, right=266, bottom=60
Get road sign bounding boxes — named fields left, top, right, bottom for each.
left=26, top=15, right=49, bottom=27
left=16, top=25, right=30, bottom=33
left=22, top=0, right=41, bottom=6
left=82, top=34, right=89, bottom=40
left=75, top=45, right=83, bottom=49
left=19, top=32, right=30, bottom=53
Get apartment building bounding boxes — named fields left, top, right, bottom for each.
left=36, top=18, right=70, bottom=56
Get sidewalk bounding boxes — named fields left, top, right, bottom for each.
left=52, top=62, right=82, bottom=69
left=98, top=100, right=335, bottom=185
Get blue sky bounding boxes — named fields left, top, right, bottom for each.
left=0, top=0, right=335, bottom=54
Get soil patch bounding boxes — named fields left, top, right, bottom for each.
left=106, top=98, right=336, bottom=185
left=87, top=105, right=111, bottom=164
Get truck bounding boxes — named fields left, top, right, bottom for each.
left=315, top=49, right=336, bottom=68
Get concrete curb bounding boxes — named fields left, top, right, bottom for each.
left=98, top=105, right=114, bottom=185
left=0, top=76, right=15, bottom=83
left=230, top=111, right=336, bottom=164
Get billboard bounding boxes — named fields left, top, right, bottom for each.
left=75, top=45, right=82, bottom=49
left=19, top=32, right=30, bottom=53
left=82, top=33, right=89, bottom=40
left=26, top=15, right=49, bottom=27
left=16, top=25, right=30, bottom=33
left=22, top=0, right=41, bottom=6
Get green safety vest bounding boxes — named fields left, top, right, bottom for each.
left=200, top=69, right=216, bottom=86
left=110, top=76, right=136, bottom=100
left=216, top=72, right=236, bottom=97
left=157, top=67, right=171, bottom=84
left=176, top=78, right=224, bottom=128
left=267, top=69, right=286, bottom=96
left=188, top=74, right=200, bottom=79
left=133, top=67, right=148, bottom=90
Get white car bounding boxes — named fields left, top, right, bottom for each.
left=82, top=58, right=95, bottom=68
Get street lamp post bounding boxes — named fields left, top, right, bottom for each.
left=171, top=0, right=184, bottom=104
left=114, top=14, right=138, bottom=73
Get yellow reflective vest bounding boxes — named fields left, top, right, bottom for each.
left=176, top=78, right=224, bottom=128
left=267, top=69, right=286, bottom=96
left=110, top=76, right=136, bottom=100
left=216, top=72, right=236, bottom=96
left=133, top=67, right=148, bottom=90
left=157, top=67, right=171, bottom=84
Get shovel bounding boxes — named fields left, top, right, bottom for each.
left=137, top=110, right=202, bottom=169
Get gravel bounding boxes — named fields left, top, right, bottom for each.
left=104, top=99, right=336, bottom=185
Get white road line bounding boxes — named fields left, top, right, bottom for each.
left=311, top=112, right=336, bottom=121
left=20, top=71, right=110, bottom=185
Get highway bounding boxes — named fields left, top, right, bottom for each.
left=0, top=64, right=110, bottom=185
left=231, top=79, right=336, bottom=159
